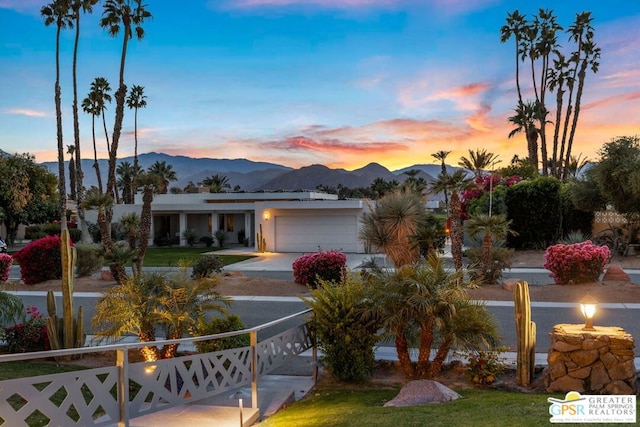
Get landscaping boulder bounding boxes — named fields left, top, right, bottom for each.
left=602, top=264, right=630, bottom=282
left=383, top=380, right=461, bottom=407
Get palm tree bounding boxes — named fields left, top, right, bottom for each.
left=134, top=172, right=160, bottom=273
left=565, top=153, right=589, bottom=180
left=41, top=0, right=73, bottom=227
left=147, top=160, right=177, bottom=194
left=126, top=84, right=146, bottom=194
left=82, top=77, right=112, bottom=192
left=430, top=170, right=471, bottom=270
left=402, top=169, right=427, bottom=194
left=118, top=211, right=139, bottom=252
left=67, top=145, right=77, bottom=201
left=500, top=10, right=527, bottom=108
left=116, top=160, right=137, bottom=204
left=465, top=213, right=516, bottom=284
left=431, top=150, right=451, bottom=211
left=458, top=149, right=499, bottom=179
left=359, top=191, right=426, bottom=267
left=100, top=0, right=151, bottom=202
left=508, top=101, right=540, bottom=168
left=201, top=174, right=230, bottom=193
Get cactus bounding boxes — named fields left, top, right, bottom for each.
left=46, top=228, right=85, bottom=355
left=257, top=223, right=267, bottom=253
left=514, top=280, right=536, bottom=386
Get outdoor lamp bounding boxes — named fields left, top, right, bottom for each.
left=263, top=211, right=270, bottom=221
left=579, top=294, right=598, bottom=331
left=230, top=390, right=246, bottom=427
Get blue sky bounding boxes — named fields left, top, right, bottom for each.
left=1, top=0, right=639, bottom=170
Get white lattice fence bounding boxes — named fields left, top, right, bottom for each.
left=257, top=324, right=313, bottom=375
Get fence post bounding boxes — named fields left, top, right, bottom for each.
left=250, top=330, right=258, bottom=410
left=117, top=348, right=130, bottom=427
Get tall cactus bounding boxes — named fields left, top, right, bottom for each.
left=46, top=228, right=85, bottom=354
left=514, top=280, right=536, bottom=386
left=257, top=223, right=266, bottom=253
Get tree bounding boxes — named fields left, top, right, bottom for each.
left=147, top=160, right=177, bottom=194
left=201, top=174, right=230, bottom=193
left=501, top=9, right=600, bottom=178
left=116, top=160, right=138, bottom=204
left=41, top=0, right=73, bottom=227
left=458, top=149, right=499, bottom=179
left=430, top=170, right=471, bottom=270
left=82, top=77, right=112, bottom=193
left=67, top=145, right=77, bottom=201
left=431, top=150, right=451, bottom=211
left=133, top=171, right=161, bottom=274
left=402, top=169, right=427, bottom=194
left=359, top=191, right=426, bottom=267
left=126, top=84, right=146, bottom=195
left=508, top=101, right=539, bottom=167
left=100, top=0, right=152, bottom=202
left=464, top=213, right=516, bottom=284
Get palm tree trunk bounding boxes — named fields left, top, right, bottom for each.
left=428, top=338, right=453, bottom=377
left=133, top=108, right=139, bottom=199
left=54, top=24, right=67, bottom=228
left=480, top=233, right=493, bottom=284
left=416, top=318, right=435, bottom=377
left=450, top=194, right=463, bottom=271
left=92, top=115, right=103, bottom=192
left=394, top=331, right=415, bottom=378
left=136, top=187, right=153, bottom=274
left=562, top=64, right=588, bottom=182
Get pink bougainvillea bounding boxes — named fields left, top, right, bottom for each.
left=292, top=250, right=347, bottom=288
left=0, top=253, right=12, bottom=282
left=13, top=235, right=67, bottom=285
left=544, top=241, right=610, bottom=285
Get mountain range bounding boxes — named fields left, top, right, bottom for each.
left=37, top=152, right=457, bottom=195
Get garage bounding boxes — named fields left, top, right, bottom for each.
left=274, top=215, right=359, bottom=252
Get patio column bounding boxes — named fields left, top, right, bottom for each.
left=244, top=212, right=252, bottom=245
left=179, top=213, right=187, bottom=246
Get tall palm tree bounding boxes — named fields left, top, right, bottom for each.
left=100, top=0, right=151, bottom=202
left=82, top=77, right=112, bottom=192
left=464, top=213, right=516, bottom=284
left=431, top=170, right=471, bottom=270
left=401, top=169, right=427, bottom=194
left=147, top=160, right=177, bottom=194
left=126, top=84, right=146, bottom=194
left=135, top=171, right=162, bottom=274
left=431, top=150, right=451, bottom=211
left=458, top=149, right=499, bottom=179
left=41, top=0, right=73, bottom=227
left=508, top=101, right=540, bottom=168
left=500, top=10, right=527, bottom=108
left=201, top=174, right=230, bottom=193
left=67, top=145, right=77, bottom=201
left=116, top=160, right=138, bottom=204
left=359, top=191, right=426, bottom=267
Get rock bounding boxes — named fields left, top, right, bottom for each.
left=570, top=349, right=599, bottom=366
left=384, top=380, right=461, bottom=407
left=604, top=381, right=634, bottom=395
left=589, top=361, right=610, bottom=391
left=501, top=278, right=523, bottom=292
left=602, top=264, right=630, bottom=282
left=547, top=376, right=585, bottom=393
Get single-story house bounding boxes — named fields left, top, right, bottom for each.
left=84, top=191, right=369, bottom=253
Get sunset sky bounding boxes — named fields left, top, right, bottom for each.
left=1, top=0, right=639, bottom=171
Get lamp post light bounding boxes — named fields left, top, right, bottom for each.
left=230, top=390, right=246, bottom=426
left=579, top=294, right=598, bottom=331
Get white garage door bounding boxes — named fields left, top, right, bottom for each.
left=274, top=215, right=358, bottom=252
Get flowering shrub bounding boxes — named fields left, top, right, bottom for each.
left=293, top=250, right=347, bottom=288
left=460, top=347, right=508, bottom=385
left=544, top=240, right=610, bottom=285
left=0, top=253, right=12, bottom=282
left=13, top=235, right=66, bottom=285
left=2, top=306, right=50, bottom=353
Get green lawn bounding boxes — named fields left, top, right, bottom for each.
left=142, top=247, right=254, bottom=267
left=261, top=386, right=638, bottom=427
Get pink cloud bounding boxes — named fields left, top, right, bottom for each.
left=582, top=91, right=640, bottom=111
left=5, top=108, right=48, bottom=117
left=264, top=135, right=408, bottom=153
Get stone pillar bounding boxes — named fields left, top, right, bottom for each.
left=545, top=324, right=636, bottom=395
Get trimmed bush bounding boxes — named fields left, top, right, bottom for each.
left=544, top=241, right=610, bottom=285
left=293, top=250, right=347, bottom=288
left=13, top=235, right=65, bottom=285
left=192, top=254, right=224, bottom=279
left=1, top=306, right=49, bottom=353
left=0, top=254, right=12, bottom=282
left=466, top=246, right=514, bottom=284
left=182, top=229, right=198, bottom=247
left=199, top=236, right=214, bottom=247
left=194, top=315, right=249, bottom=353
left=75, top=243, right=104, bottom=277
left=68, top=228, right=82, bottom=243
left=24, top=225, right=42, bottom=240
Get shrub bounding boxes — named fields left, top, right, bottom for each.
left=154, top=235, right=179, bottom=246
left=292, top=250, right=347, bottom=288
left=466, top=245, right=514, bottom=284
left=1, top=306, right=49, bottom=353
left=41, top=222, right=61, bottom=236
left=75, top=243, right=104, bottom=277
left=459, top=347, right=508, bottom=385
left=199, top=235, right=214, bottom=247
left=194, top=315, right=249, bottom=353
left=13, top=235, right=65, bottom=285
left=182, top=229, right=198, bottom=247
left=24, top=225, right=42, bottom=240
left=192, top=254, right=224, bottom=279
left=544, top=240, right=610, bottom=285
left=68, top=228, right=82, bottom=243
left=214, top=229, right=227, bottom=247
left=301, top=274, right=380, bottom=382
left=0, top=253, right=12, bottom=282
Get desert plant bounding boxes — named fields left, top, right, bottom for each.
left=74, top=243, right=104, bottom=277
left=301, top=274, right=381, bottom=382
left=559, top=230, right=591, bottom=244
left=2, top=306, right=49, bottom=353
left=194, top=314, right=249, bottom=353
left=466, top=242, right=514, bottom=284
left=465, top=213, right=517, bottom=284
left=459, top=347, right=508, bottom=385
left=214, top=229, right=228, bottom=247
left=544, top=240, right=610, bottom=284
left=181, top=228, right=198, bottom=247
left=292, top=250, right=347, bottom=288
left=13, top=235, right=64, bottom=285
left=514, top=281, right=536, bottom=386
left=0, top=290, right=25, bottom=327
left=191, top=254, right=224, bottom=279
left=0, top=253, right=12, bottom=282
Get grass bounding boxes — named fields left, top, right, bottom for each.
left=260, top=386, right=639, bottom=427
left=142, top=247, right=254, bottom=267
